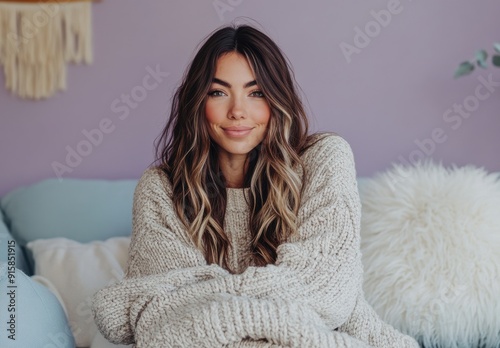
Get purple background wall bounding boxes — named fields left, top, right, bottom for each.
left=1, top=0, right=500, bottom=197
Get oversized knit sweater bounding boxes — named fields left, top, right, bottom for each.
left=91, top=134, right=420, bottom=348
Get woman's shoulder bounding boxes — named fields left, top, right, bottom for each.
left=300, top=131, right=355, bottom=167
left=295, top=133, right=358, bottom=205
left=134, top=166, right=174, bottom=199
left=137, top=166, right=167, bottom=181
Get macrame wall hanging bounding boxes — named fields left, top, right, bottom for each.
left=0, top=0, right=97, bottom=100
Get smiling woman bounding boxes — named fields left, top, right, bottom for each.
left=91, top=22, right=421, bottom=348
left=205, top=52, right=271, bottom=188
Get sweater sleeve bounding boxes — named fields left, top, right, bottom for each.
left=337, top=288, right=421, bottom=348
left=131, top=289, right=374, bottom=348
left=92, top=266, right=371, bottom=347
left=229, top=134, right=365, bottom=330
left=124, top=167, right=232, bottom=279
left=92, top=167, right=239, bottom=344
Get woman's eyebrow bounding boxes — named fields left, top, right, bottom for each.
left=212, top=77, right=257, bottom=88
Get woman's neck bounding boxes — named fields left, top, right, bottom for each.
left=219, top=153, right=249, bottom=189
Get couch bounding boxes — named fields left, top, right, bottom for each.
left=0, top=166, right=498, bottom=348
left=0, top=177, right=137, bottom=348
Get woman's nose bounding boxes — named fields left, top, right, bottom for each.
left=228, top=96, right=246, bottom=119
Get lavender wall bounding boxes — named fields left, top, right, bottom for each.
left=1, top=0, right=500, bottom=196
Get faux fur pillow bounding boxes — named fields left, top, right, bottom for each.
left=359, top=161, right=500, bottom=348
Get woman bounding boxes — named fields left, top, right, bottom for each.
left=92, top=23, right=420, bottom=348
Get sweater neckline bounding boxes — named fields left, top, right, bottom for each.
left=226, top=187, right=250, bottom=212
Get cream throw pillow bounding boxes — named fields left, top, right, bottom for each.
left=27, top=237, right=130, bottom=348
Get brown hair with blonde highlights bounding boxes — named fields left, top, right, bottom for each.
left=154, top=22, right=332, bottom=274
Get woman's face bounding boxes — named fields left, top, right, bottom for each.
left=205, top=51, right=271, bottom=159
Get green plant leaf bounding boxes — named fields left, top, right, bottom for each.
left=454, top=61, right=475, bottom=78
left=493, top=43, right=500, bottom=53
left=476, top=49, right=488, bottom=68
left=492, top=55, right=500, bottom=67
left=477, top=60, right=488, bottom=69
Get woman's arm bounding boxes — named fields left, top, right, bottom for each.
left=228, top=134, right=364, bottom=330
left=130, top=289, right=373, bottom=348
left=92, top=167, right=240, bottom=344
left=124, top=167, right=231, bottom=279
left=92, top=268, right=372, bottom=347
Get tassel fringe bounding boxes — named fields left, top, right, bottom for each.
left=0, top=1, right=92, bottom=100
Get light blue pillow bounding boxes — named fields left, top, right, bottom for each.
left=1, top=177, right=138, bottom=245
left=0, top=177, right=138, bottom=274
left=0, top=263, right=75, bottom=347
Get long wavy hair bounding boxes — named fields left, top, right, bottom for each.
left=154, top=23, right=331, bottom=274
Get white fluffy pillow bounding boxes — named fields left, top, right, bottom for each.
left=26, top=237, right=131, bottom=348
left=359, top=161, right=500, bottom=348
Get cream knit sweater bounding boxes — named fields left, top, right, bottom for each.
left=91, top=134, right=420, bottom=348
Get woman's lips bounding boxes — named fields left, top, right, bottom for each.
left=223, top=128, right=253, bottom=137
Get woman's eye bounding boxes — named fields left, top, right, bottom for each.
left=207, top=90, right=264, bottom=98
left=250, top=90, right=264, bottom=98
left=208, top=90, right=225, bottom=97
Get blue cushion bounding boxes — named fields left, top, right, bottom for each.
left=0, top=263, right=75, bottom=347
left=1, top=178, right=138, bottom=245
left=0, top=178, right=138, bottom=273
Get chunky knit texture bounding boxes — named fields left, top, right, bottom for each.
left=91, top=134, right=420, bottom=348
